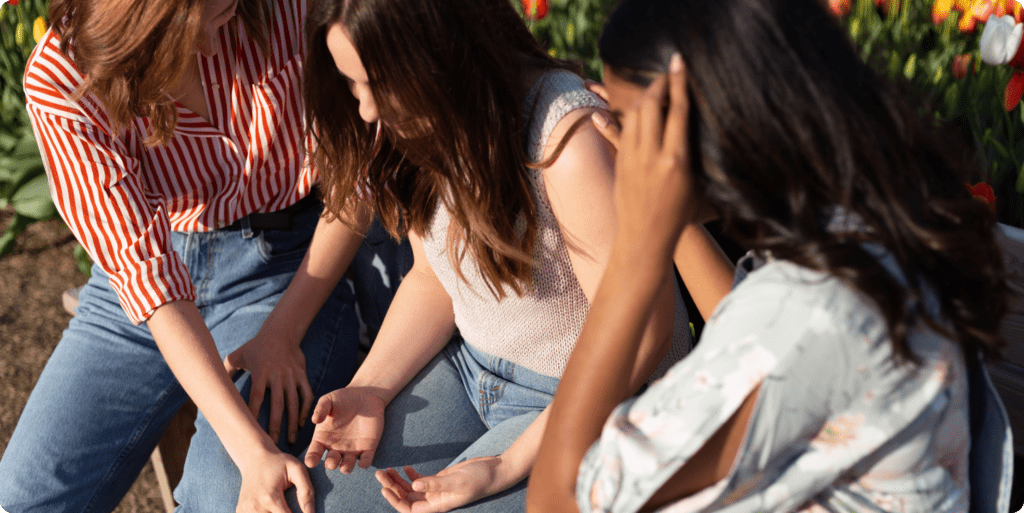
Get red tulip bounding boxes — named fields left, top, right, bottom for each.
left=1006, top=70, right=1024, bottom=110
left=8, top=0, right=19, bottom=5
left=952, top=53, right=973, bottom=79
left=966, top=182, right=996, bottom=211
left=523, top=0, right=548, bottom=20
left=829, top=0, right=851, bottom=16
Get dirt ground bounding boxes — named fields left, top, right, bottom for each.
left=0, top=214, right=163, bottom=512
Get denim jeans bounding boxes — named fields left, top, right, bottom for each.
left=278, top=339, right=558, bottom=512
left=0, top=202, right=359, bottom=513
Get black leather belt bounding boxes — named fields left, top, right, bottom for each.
left=225, top=193, right=320, bottom=232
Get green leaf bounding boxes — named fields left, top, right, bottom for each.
left=10, top=172, right=55, bottom=219
left=11, top=131, right=38, bottom=158
left=0, top=213, right=31, bottom=257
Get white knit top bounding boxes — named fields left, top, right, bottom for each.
left=421, top=70, right=691, bottom=378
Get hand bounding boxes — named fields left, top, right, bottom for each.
left=600, top=53, right=695, bottom=260
left=376, top=458, right=503, bottom=513
left=224, top=325, right=313, bottom=445
left=237, top=448, right=315, bottom=513
left=304, top=387, right=386, bottom=473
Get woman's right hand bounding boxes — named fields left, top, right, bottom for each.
left=237, top=447, right=315, bottom=513
left=304, top=387, right=387, bottom=473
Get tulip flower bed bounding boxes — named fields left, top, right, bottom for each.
left=0, top=0, right=54, bottom=257
left=834, top=0, right=1024, bottom=227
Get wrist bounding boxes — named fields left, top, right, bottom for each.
left=488, top=454, right=528, bottom=497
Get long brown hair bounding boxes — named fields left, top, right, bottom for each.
left=304, top=0, right=579, bottom=298
left=601, top=0, right=1007, bottom=361
left=48, top=0, right=271, bottom=146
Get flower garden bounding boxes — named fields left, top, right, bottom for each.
left=2, top=0, right=1024, bottom=259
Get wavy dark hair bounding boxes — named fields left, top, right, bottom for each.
left=49, top=0, right=270, bottom=146
left=304, top=0, right=580, bottom=298
left=600, top=0, right=1007, bottom=361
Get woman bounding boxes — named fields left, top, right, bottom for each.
left=528, top=0, right=1014, bottom=511
left=265, top=0, right=725, bottom=510
left=0, top=0, right=370, bottom=511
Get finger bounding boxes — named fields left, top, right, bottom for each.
left=304, top=440, right=325, bottom=468
left=246, top=372, right=266, bottom=419
left=386, top=467, right=416, bottom=494
left=324, top=449, right=342, bottom=471
left=224, top=349, right=243, bottom=375
left=310, top=396, right=332, bottom=425
left=286, top=373, right=301, bottom=445
left=591, top=111, right=621, bottom=150
left=662, top=53, right=689, bottom=154
left=381, top=486, right=412, bottom=513
left=270, top=381, right=285, bottom=444
left=340, top=452, right=358, bottom=474
left=637, top=74, right=670, bottom=153
left=410, top=475, right=444, bottom=494
left=403, top=465, right=425, bottom=483
left=584, top=80, right=610, bottom=103
left=357, top=447, right=376, bottom=469
left=288, top=460, right=316, bottom=513
left=298, top=374, right=314, bottom=429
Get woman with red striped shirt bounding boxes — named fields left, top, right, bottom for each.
left=0, top=0, right=365, bottom=511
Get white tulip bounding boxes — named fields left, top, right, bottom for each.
left=981, top=14, right=1024, bottom=65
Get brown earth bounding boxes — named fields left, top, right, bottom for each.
left=0, top=213, right=163, bottom=512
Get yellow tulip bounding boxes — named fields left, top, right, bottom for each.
left=934, top=0, right=954, bottom=24
left=33, top=17, right=46, bottom=43
left=15, top=22, right=25, bottom=45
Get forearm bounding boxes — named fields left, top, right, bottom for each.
left=261, top=206, right=371, bottom=345
left=528, top=242, right=671, bottom=513
left=148, top=301, right=277, bottom=465
left=673, top=224, right=734, bottom=321
left=348, top=233, right=456, bottom=404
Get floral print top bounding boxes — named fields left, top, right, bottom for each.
left=576, top=249, right=1009, bottom=513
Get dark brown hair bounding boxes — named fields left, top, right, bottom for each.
left=304, top=0, right=579, bottom=298
left=49, top=0, right=270, bottom=146
left=601, top=0, right=1007, bottom=361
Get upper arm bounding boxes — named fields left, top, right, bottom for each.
left=27, top=104, right=193, bottom=324
left=539, top=108, right=617, bottom=303
left=542, top=108, right=676, bottom=386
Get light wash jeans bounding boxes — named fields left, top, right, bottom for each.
left=0, top=202, right=360, bottom=513
left=182, top=337, right=559, bottom=512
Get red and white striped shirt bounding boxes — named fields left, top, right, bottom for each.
left=25, top=0, right=313, bottom=324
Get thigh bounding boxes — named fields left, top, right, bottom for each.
left=174, top=281, right=360, bottom=511
left=0, top=271, right=187, bottom=513
left=447, top=411, right=541, bottom=513
left=288, top=347, right=488, bottom=512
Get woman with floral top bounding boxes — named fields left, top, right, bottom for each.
left=528, top=0, right=1014, bottom=511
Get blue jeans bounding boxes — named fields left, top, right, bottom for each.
left=264, top=339, right=555, bottom=512
left=0, top=203, right=359, bottom=513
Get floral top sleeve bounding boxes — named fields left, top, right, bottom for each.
left=576, top=253, right=978, bottom=513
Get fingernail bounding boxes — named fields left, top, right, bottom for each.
left=412, top=481, right=425, bottom=492
left=670, top=53, right=683, bottom=73
left=592, top=111, right=608, bottom=128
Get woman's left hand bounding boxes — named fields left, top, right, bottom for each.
left=375, top=458, right=503, bottom=513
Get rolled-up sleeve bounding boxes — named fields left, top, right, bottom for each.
left=25, top=99, right=195, bottom=324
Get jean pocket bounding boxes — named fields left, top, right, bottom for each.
left=255, top=226, right=314, bottom=263
left=476, top=370, right=507, bottom=409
